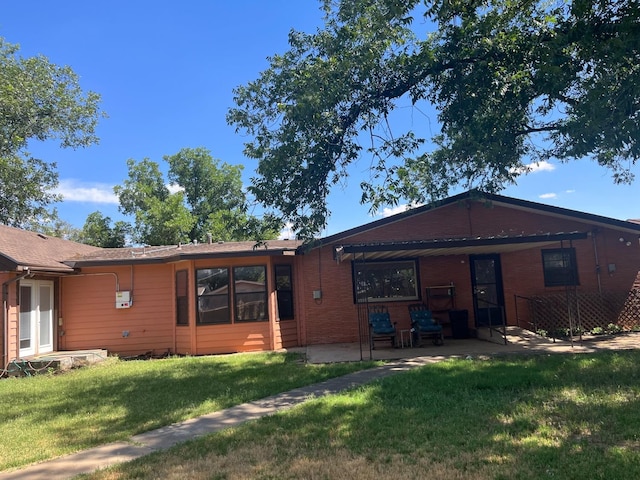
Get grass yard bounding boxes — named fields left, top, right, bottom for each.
left=0, top=352, right=378, bottom=471
left=79, top=350, right=640, bottom=480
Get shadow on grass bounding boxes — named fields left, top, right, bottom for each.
left=0, top=352, right=377, bottom=470
left=108, top=350, right=640, bottom=480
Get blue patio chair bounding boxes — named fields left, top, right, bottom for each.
left=368, top=305, right=397, bottom=349
left=408, top=304, right=444, bottom=346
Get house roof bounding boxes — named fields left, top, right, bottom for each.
left=0, top=224, right=101, bottom=273
left=65, top=239, right=304, bottom=267
left=2, top=190, right=638, bottom=270
left=318, top=190, right=640, bottom=247
left=312, top=190, right=640, bottom=262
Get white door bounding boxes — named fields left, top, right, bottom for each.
left=19, top=280, right=54, bottom=357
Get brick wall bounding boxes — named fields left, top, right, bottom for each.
left=299, top=200, right=640, bottom=345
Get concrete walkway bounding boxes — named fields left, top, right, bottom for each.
left=1, top=333, right=638, bottom=480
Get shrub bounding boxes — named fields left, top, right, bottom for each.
left=550, top=328, right=570, bottom=339
left=606, top=323, right=622, bottom=334
left=571, top=326, right=585, bottom=336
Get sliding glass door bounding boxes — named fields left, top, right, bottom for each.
left=19, top=280, right=54, bottom=357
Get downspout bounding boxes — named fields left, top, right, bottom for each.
left=592, top=229, right=602, bottom=294
left=172, top=265, right=177, bottom=356
left=2, top=268, right=34, bottom=368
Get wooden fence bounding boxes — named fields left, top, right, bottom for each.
left=527, top=289, right=640, bottom=335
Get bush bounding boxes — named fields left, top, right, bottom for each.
left=606, top=323, right=622, bottom=334
left=550, top=328, right=572, bottom=339
left=571, top=326, right=586, bottom=336
left=536, top=329, right=548, bottom=338
left=591, top=326, right=605, bottom=335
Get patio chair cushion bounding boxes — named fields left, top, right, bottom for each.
left=369, top=312, right=396, bottom=334
left=411, top=310, right=442, bottom=332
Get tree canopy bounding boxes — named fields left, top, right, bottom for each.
left=114, top=147, right=282, bottom=246
left=78, top=211, right=130, bottom=248
left=0, top=37, right=104, bottom=227
left=228, top=0, right=640, bottom=238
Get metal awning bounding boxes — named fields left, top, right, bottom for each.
left=334, top=231, right=589, bottom=262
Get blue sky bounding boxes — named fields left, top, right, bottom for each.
left=2, top=0, right=638, bottom=238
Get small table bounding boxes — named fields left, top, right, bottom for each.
left=399, top=329, right=413, bottom=348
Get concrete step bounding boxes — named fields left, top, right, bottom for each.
left=476, top=326, right=551, bottom=346
left=7, top=349, right=110, bottom=376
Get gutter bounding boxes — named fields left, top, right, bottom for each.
left=2, top=268, right=34, bottom=368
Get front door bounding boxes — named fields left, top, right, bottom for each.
left=470, top=254, right=505, bottom=327
left=19, top=280, right=54, bottom=357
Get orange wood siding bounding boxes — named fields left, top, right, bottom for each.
left=1, top=274, right=18, bottom=364
left=56, top=255, right=303, bottom=357
left=273, top=320, right=298, bottom=349
left=2, top=273, right=61, bottom=363
left=188, top=256, right=292, bottom=354
left=194, top=322, right=271, bottom=354
left=61, top=265, right=174, bottom=357
left=175, top=326, right=191, bottom=354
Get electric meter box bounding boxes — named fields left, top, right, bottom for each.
left=116, top=291, right=132, bottom=309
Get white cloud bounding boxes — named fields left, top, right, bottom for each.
left=55, top=180, right=119, bottom=204
left=511, top=160, right=557, bottom=175
left=539, top=193, right=557, bottom=199
left=55, top=180, right=186, bottom=204
left=167, top=183, right=184, bottom=194
left=380, top=204, right=410, bottom=217
left=527, top=160, right=556, bottom=173
left=378, top=202, right=423, bottom=218
left=279, top=222, right=295, bottom=240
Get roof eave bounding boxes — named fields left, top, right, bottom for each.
left=65, top=248, right=299, bottom=268
left=334, top=231, right=589, bottom=262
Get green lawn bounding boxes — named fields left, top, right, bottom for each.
left=80, top=351, right=640, bottom=480
left=0, top=352, right=378, bottom=471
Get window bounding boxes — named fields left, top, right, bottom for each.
left=542, top=248, right=579, bottom=287
left=197, top=268, right=230, bottom=324
left=275, top=264, right=294, bottom=320
left=234, top=266, right=267, bottom=322
left=176, top=270, right=189, bottom=325
left=353, top=260, right=419, bottom=303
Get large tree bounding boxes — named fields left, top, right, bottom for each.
left=114, top=148, right=281, bottom=246
left=21, top=208, right=81, bottom=241
left=79, top=211, right=130, bottom=247
left=0, top=37, right=103, bottom=227
left=228, top=0, right=640, bottom=238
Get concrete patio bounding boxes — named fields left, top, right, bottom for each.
left=298, top=330, right=640, bottom=363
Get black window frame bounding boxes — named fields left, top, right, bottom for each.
left=352, top=259, right=420, bottom=303
left=275, top=264, right=294, bottom=320
left=541, top=248, right=579, bottom=287
left=175, top=269, right=189, bottom=326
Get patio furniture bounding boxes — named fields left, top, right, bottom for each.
left=408, top=303, right=444, bottom=346
left=399, top=328, right=413, bottom=348
left=368, top=305, right=397, bottom=349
